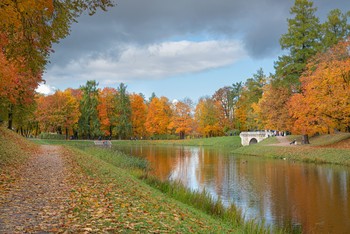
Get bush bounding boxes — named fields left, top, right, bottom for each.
left=225, top=129, right=240, bottom=136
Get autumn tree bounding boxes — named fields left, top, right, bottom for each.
left=78, top=80, right=101, bottom=139
left=0, top=0, right=113, bottom=131
left=289, top=40, right=350, bottom=142
left=145, top=96, right=172, bottom=137
left=212, top=87, right=235, bottom=132
left=36, top=90, right=80, bottom=139
left=0, top=0, right=114, bottom=76
left=60, top=89, right=80, bottom=139
left=97, top=87, right=117, bottom=137
left=169, top=99, right=194, bottom=139
left=12, top=100, right=38, bottom=137
left=114, top=83, right=132, bottom=140
left=130, top=93, right=148, bottom=139
left=195, top=97, right=222, bottom=137
left=235, top=69, right=266, bottom=131
left=0, top=51, right=41, bottom=129
left=257, top=84, right=292, bottom=131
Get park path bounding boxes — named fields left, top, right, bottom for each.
left=268, top=136, right=294, bottom=147
left=0, top=145, right=71, bottom=233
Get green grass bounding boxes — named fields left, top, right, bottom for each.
left=142, top=175, right=288, bottom=233
left=234, top=134, right=350, bottom=166
left=307, top=133, right=350, bottom=146
left=112, top=136, right=242, bottom=148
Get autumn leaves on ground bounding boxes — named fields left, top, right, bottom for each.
left=0, top=127, right=239, bottom=233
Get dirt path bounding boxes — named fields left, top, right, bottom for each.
left=0, top=145, right=71, bottom=233
left=268, top=136, right=295, bottom=147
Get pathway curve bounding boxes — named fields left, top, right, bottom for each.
left=0, top=145, right=71, bottom=233
left=268, top=136, right=295, bottom=147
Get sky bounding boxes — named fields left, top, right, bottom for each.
left=38, top=0, right=350, bottom=102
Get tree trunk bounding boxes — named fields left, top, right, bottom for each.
left=302, top=134, right=310, bottom=144
left=66, top=127, right=68, bottom=140
left=179, top=132, right=185, bottom=140
left=35, top=122, right=39, bottom=137
left=8, top=104, right=13, bottom=130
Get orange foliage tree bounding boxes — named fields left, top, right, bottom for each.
left=97, top=87, right=117, bottom=137
left=130, top=93, right=148, bottom=139
left=0, top=0, right=113, bottom=131
left=195, top=97, right=222, bottom=137
left=145, top=96, right=172, bottom=137
left=0, top=51, right=41, bottom=129
left=1, top=0, right=114, bottom=76
left=257, top=84, right=293, bottom=131
left=36, top=90, right=80, bottom=139
left=169, top=100, right=194, bottom=139
left=289, top=40, right=350, bottom=137
left=212, top=87, right=234, bottom=132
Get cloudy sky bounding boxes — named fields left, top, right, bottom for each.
left=40, top=0, right=350, bottom=101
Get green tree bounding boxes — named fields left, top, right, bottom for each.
left=321, top=9, right=350, bottom=50
left=235, top=69, right=266, bottom=131
left=275, top=0, right=321, bottom=89
left=78, top=80, right=101, bottom=139
left=114, top=83, right=132, bottom=140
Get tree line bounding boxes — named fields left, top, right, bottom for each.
left=1, top=0, right=350, bottom=142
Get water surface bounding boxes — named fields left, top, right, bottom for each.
left=115, top=144, right=350, bottom=233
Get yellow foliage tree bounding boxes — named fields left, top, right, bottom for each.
left=169, top=100, right=193, bottom=139
left=145, top=96, right=172, bottom=137
left=130, top=93, right=148, bottom=138
left=195, top=97, right=222, bottom=137
left=289, top=40, right=350, bottom=136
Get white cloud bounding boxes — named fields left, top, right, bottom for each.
left=36, top=83, right=56, bottom=95
left=45, top=40, right=247, bottom=86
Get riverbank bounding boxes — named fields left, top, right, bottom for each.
left=36, top=132, right=350, bottom=166
left=234, top=133, right=350, bottom=166
left=112, top=135, right=242, bottom=148
left=1, top=128, right=284, bottom=233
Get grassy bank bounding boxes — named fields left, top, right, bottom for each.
left=33, top=138, right=287, bottom=233
left=33, top=135, right=242, bottom=148
left=234, top=133, right=350, bottom=166
left=0, top=128, right=37, bottom=170
left=63, top=147, right=240, bottom=232
left=112, top=135, right=242, bottom=148
left=1, top=129, right=236, bottom=232
left=67, top=144, right=286, bottom=233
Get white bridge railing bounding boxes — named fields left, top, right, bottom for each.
left=239, top=131, right=274, bottom=138
left=239, top=131, right=274, bottom=146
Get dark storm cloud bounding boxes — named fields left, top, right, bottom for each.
left=48, top=0, right=350, bottom=66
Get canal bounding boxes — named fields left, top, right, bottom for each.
left=114, top=144, right=350, bottom=233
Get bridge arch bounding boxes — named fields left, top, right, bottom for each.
left=249, top=138, right=258, bottom=145
left=239, top=131, right=273, bottom=146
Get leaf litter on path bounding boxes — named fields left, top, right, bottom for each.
left=0, top=145, right=71, bottom=233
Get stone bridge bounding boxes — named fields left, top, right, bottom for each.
left=239, top=131, right=273, bottom=146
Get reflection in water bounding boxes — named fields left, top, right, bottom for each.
left=115, top=144, right=350, bottom=233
